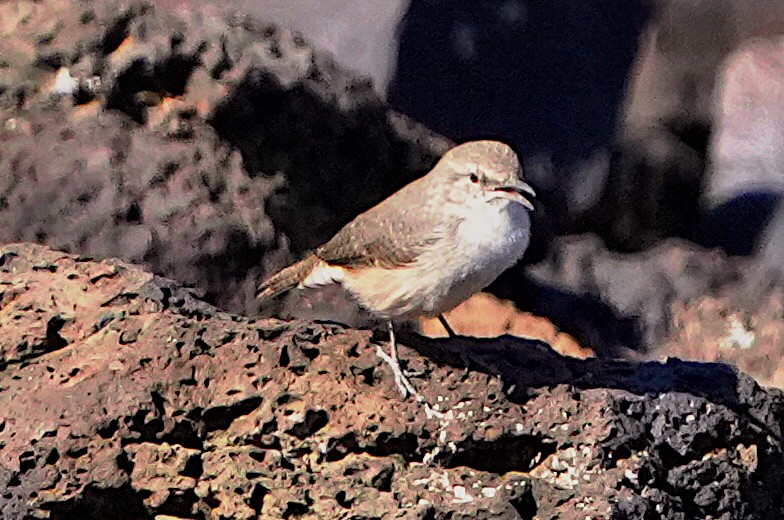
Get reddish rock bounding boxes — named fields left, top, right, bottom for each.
left=2, top=243, right=784, bottom=519
left=706, top=37, right=784, bottom=275
left=420, top=293, right=593, bottom=359
left=660, top=287, right=784, bottom=389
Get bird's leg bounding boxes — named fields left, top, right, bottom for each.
left=375, top=321, right=421, bottom=401
left=438, top=314, right=457, bottom=338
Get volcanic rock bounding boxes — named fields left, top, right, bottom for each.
left=2, top=244, right=783, bottom=519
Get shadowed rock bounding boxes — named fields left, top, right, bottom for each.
left=1, top=243, right=783, bottom=519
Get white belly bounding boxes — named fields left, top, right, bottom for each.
left=342, top=200, right=531, bottom=321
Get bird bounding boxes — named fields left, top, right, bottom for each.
left=257, top=140, right=535, bottom=402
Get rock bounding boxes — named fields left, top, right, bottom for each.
left=659, top=285, right=784, bottom=389
left=419, top=292, right=593, bottom=360
left=2, top=243, right=784, bottom=519
left=163, top=0, right=411, bottom=97
left=602, top=0, right=784, bottom=251
left=706, top=37, right=784, bottom=208
left=703, top=37, right=784, bottom=257
left=510, top=235, right=747, bottom=356
left=0, top=0, right=451, bottom=317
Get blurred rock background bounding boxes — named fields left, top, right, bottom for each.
left=6, top=1, right=784, bottom=518
left=2, top=0, right=784, bottom=386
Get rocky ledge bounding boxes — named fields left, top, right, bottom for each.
left=1, top=242, right=783, bottom=520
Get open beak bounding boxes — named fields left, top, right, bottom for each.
left=494, top=179, right=536, bottom=211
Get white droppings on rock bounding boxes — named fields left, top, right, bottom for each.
left=452, top=485, right=472, bottom=503
left=719, top=315, right=756, bottom=350
left=423, top=447, right=441, bottom=466
left=53, top=67, right=79, bottom=96
left=481, top=487, right=497, bottom=498
left=441, top=472, right=451, bottom=491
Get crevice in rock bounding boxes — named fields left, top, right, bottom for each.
left=43, top=484, right=148, bottom=520
left=324, top=431, right=424, bottom=464
left=0, top=315, right=69, bottom=371
left=286, top=409, right=328, bottom=439
left=248, top=481, right=268, bottom=514
left=105, top=51, right=200, bottom=123
left=153, top=488, right=201, bottom=519
left=126, top=408, right=164, bottom=441
left=509, top=485, right=538, bottom=520
left=200, top=396, right=263, bottom=432
left=443, top=435, right=557, bottom=475
left=159, top=419, right=204, bottom=450
left=98, top=10, right=139, bottom=56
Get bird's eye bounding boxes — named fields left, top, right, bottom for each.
left=469, top=173, right=479, bottom=183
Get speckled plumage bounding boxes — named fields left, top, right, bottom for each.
left=257, top=140, right=535, bottom=323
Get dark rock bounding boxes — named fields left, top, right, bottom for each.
left=491, top=235, right=746, bottom=355
left=1, top=243, right=783, bottom=519
left=0, top=0, right=450, bottom=317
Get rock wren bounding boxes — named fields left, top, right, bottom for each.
left=257, top=140, right=535, bottom=400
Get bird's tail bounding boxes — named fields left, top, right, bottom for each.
left=257, top=255, right=319, bottom=303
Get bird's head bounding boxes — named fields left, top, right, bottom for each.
left=437, top=140, right=535, bottom=211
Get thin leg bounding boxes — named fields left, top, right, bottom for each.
left=438, top=314, right=457, bottom=338
left=375, top=321, right=420, bottom=401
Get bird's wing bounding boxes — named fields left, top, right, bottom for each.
left=315, top=206, right=448, bottom=269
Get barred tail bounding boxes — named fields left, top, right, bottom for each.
left=257, top=255, right=319, bottom=303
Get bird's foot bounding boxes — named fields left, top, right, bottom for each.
left=378, top=322, right=444, bottom=418
left=438, top=314, right=457, bottom=338
left=375, top=344, right=444, bottom=420
left=375, top=344, right=420, bottom=400
left=403, top=368, right=426, bottom=378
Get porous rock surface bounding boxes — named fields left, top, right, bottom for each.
left=2, top=243, right=784, bottom=519
left=0, top=0, right=450, bottom=316
left=2, top=0, right=783, bottom=372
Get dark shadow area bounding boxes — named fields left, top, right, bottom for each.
left=587, top=120, right=711, bottom=253
left=389, top=0, right=651, bottom=238
left=400, top=332, right=782, bottom=440
left=699, top=191, right=782, bottom=256
left=390, top=0, right=650, bottom=165
left=105, top=52, right=201, bottom=123
left=488, top=269, right=646, bottom=357
left=209, top=69, right=442, bottom=255
left=42, top=484, right=153, bottom=520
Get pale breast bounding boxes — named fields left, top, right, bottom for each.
left=342, top=200, right=531, bottom=320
